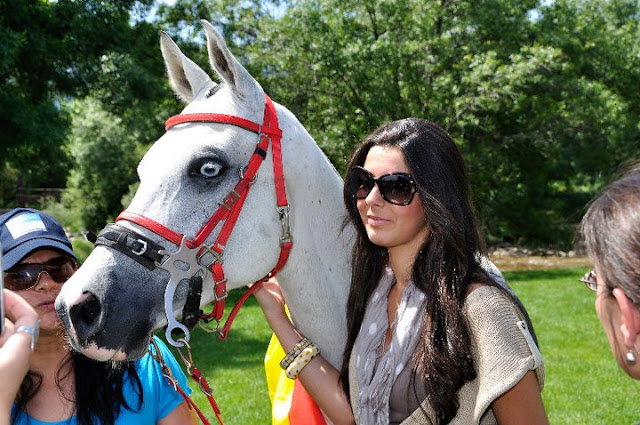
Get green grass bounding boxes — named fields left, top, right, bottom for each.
left=506, top=268, right=640, bottom=425
left=158, top=268, right=640, bottom=424
left=158, top=292, right=273, bottom=424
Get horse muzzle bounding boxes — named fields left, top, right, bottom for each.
left=54, top=252, right=164, bottom=361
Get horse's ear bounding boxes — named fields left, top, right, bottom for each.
left=160, top=32, right=212, bottom=103
left=201, top=20, right=259, bottom=97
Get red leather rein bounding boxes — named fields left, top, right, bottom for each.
left=113, top=95, right=292, bottom=424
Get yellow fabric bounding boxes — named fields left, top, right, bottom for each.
left=265, top=303, right=296, bottom=425
left=265, top=333, right=295, bottom=425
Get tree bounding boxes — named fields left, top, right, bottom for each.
left=65, top=98, right=141, bottom=231
left=7, top=0, right=636, bottom=245
left=186, top=0, right=639, bottom=247
left=0, top=0, right=156, bottom=194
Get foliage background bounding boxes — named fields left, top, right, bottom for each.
left=2, top=1, right=640, bottom=423
left=1, top=0, right=639, bottom=247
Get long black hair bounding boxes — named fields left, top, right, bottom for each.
left=11, top=347, right=143, bottom=425
left=340, top=118, right=519, bottom=424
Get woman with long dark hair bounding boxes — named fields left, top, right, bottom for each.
left=255, top=118, right=548, bottom=424
left=0, top=208, right=197, bottom=425
left=579, top=162, right=640, bottom=379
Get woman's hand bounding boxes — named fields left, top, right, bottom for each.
left=252, top=277, right=289, bottom=329
left=1, top=289, right=39, bottom=419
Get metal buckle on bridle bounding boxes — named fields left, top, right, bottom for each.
left=198, top=318, right=222, bottom=335
left=278, top=205, right=291, bottom=246
left=223, top=190, right=242, bottom=211
left=131, top=239, right=148, bottom=256
left=214, top=278, right=228, bottom=302
left=175, top=338, right=195, bottom=374
left=197, top=245, right=223, bottom=267
left=239, top=165, right=258, bottom=185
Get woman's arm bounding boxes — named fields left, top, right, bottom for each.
left=254, top=278, right=355, bottom=425
left=491, top=370, right=549, bottom=425
left=157, top=400, right=198, bottom=425
left=0, top=290, right=39, bottom=422
left=465, top=285, right=549, bottom=425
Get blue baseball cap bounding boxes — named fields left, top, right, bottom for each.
left=0, top=208, right=76, bottom=271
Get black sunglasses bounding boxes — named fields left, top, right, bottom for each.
left=579, top=269, right=598, bottom=292
left=348, top=166, right=417, bottom=206
left=4, top=256, right=76, bottom=291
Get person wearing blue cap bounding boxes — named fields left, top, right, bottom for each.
left=1, top=208, right=198, bottom=425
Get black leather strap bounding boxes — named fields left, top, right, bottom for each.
left=181, top=275, right=204, bottom=330
left=93, top=224, right=165, bottom=270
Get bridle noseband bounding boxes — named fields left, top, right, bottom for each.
left=94, top=94, right=292, bottom=347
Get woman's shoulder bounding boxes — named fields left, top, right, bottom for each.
left=466, top=282, right=489, bottom=296
left=462, top=283, right=544, bottom=383
left=465, top=283, right=510, bottom=305
left=135, top=336, right=190, bottom=393
left=132, top=336, right=176, bottom=384
left=136, top=336, right=170, bottom=363
left=464, top=284, right=524, bottom=327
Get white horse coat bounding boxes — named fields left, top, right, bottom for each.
left=56, top=21, right=354, bottom=368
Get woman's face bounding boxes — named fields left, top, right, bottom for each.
left=11, top=249, right=74, bottom=332
left=594, top=265, right=640, bottom=379
left=357, top=145, right=430, bottom=257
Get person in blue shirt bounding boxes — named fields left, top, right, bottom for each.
left=0, top=208, right=197, bottom=425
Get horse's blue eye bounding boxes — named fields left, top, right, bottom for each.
left=188, top=154, right=228, bottom=180
left=198, top=161, right=223, bottom=178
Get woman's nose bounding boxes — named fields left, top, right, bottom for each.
left=365, top=183, right=385, bottom=206
left=33, top=271, right=59, bottom=290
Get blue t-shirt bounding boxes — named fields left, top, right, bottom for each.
left=11, top=336, right=192, bottom=425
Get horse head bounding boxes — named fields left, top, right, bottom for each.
left=55, top=21, right=353, bottom=364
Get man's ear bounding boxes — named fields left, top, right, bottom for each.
left=612, top=287, right=640, bottom=348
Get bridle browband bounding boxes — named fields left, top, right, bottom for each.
left=95, top=94, right=292, bottom=347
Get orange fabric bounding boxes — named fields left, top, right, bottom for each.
left=265, top=331, right=327, bottom=425
left=289, top=379, right=327, bottom=424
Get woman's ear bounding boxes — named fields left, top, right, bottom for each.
left=612, top=288, right=640, bottom=348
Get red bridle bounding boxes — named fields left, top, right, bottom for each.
left=116, top=94, right=292, bottom=342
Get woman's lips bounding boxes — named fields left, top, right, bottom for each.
left=367, top=215, right=391, bottom=226
left=38, top=299, right=57, bottom=310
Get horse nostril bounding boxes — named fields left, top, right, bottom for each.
left=69, top=292, right=103, bottom=343
left=78, top=295, right=101, bottom=323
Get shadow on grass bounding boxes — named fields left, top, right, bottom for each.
left=185, top=330, right=269, bottom=370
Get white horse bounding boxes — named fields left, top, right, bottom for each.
left=55, top=20, right=354, bottom=369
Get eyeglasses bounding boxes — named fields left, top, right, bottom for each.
left=579, top=269, right=598, bottom=292
left=348, top=166, right=417, bottom=206
left=4, top=256, right=76, bottom=291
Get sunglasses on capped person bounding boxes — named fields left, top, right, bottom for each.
left=4, top=256, right=77, bottom=291
left=348, top=166, right=417, bottom=206
left=579, top=269, right=598, bottom=292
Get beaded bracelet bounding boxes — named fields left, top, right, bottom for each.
left=285, top=343, right=320, bottom=379
left=280, top=337, right=313, bottom=370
